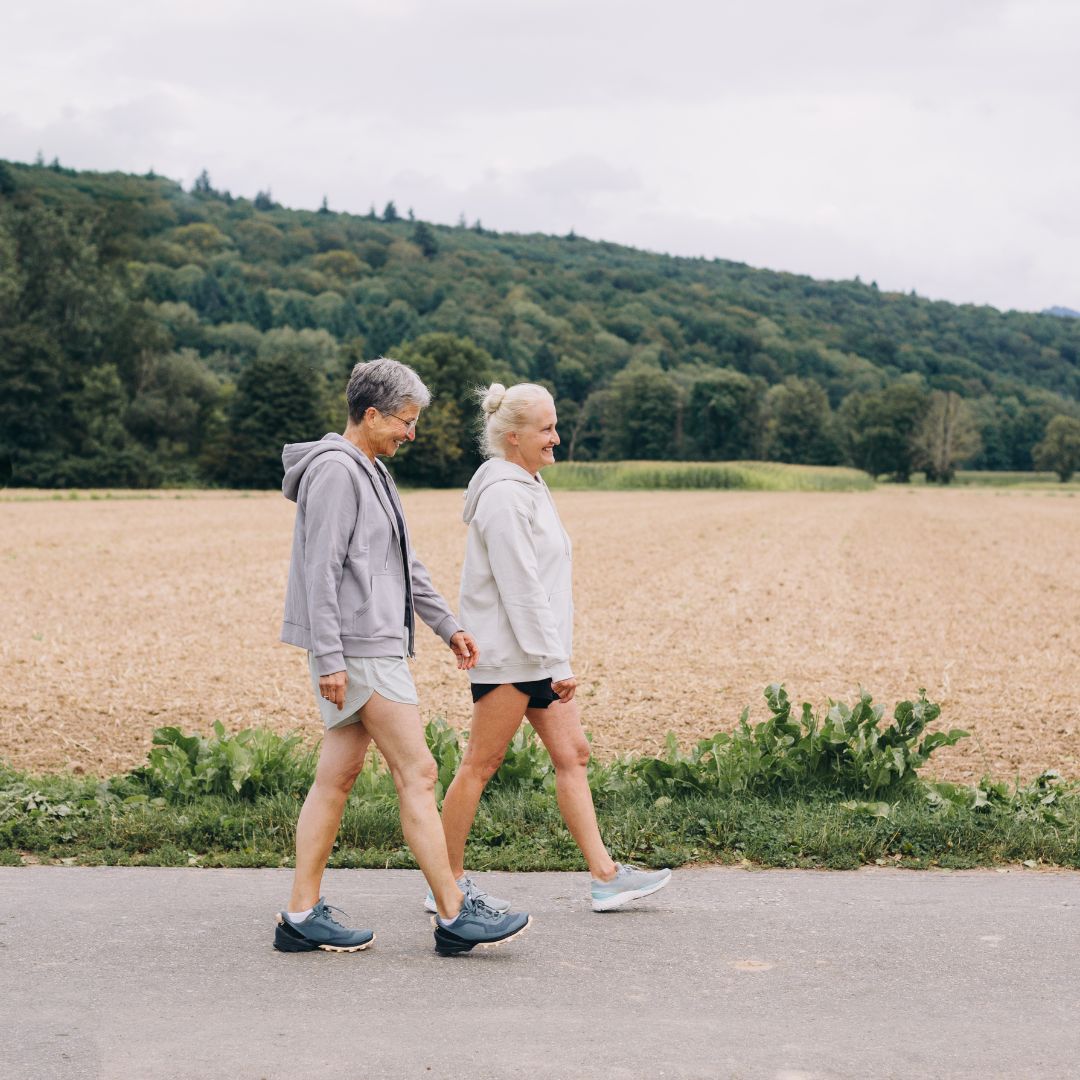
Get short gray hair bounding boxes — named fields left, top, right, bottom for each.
left=346, top=357, right=431, bottom=422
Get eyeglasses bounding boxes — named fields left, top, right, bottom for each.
left=383, top=411, right=419, bottom=433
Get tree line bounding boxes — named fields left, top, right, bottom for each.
left=1, top=158, right=1079, bottom=488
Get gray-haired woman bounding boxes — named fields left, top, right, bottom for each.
left=274, top=357, right=530, bottom=956
left=433, top=382, right=671, bottom=913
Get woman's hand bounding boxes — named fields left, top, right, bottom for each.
left=449, top=630, right=480, bottom=670
left=319, top=670, right=348, bottom=711
left=551, top=676, right=577, bottom=703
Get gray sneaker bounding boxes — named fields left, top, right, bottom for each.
left=591, top=863, right=672, bottom=912
left=432, top=895, right=531, bottom=956
left=273, top=899, right=375, bottom=953
left=424, top=875, right=511, bottom=915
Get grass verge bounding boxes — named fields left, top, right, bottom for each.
left=3, top=778, right=1077, bottom=872
left=3, top=686, right=1077, bottom=871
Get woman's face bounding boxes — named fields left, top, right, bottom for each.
left=508, top=399, right=560, bottom=474
left=369, top=403, right=420, bottom=457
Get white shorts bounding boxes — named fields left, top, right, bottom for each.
left=308, top=642, right=417, bottom=730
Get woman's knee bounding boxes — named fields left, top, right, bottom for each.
left=551, top=736, right=591, bottom=773
left=461, top=747, right=507, bottom=784
left=393, top=753, right=439, bottom=797
left=315, top=756, right=366, bottom=797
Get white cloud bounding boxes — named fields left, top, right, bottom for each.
left=2, top=0, right=1078, bottom=310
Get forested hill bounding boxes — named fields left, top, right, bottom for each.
left=1, top=158, right=1078, bottom=488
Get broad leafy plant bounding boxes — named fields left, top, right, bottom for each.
left=631, top=685, right=968, bottom=799
left=136, top=722, right=312, bottom=800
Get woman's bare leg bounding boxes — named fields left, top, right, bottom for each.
left=440, top=685, right=529, bottom=879
left=357, top=693, right=466, bottom=919
left=289, top=721, right=372, bottom=911
left=529, top=698, right=617, bottom=881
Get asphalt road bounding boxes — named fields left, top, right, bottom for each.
left=1, top=866, right=1077, bottom=1079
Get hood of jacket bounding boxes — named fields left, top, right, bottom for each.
left=462, top=458, right=543, bottom=523
left=281, top=433, right=375, bottom=502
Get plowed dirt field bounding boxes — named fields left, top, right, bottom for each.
left=2, top=487, right=1077, bottom=781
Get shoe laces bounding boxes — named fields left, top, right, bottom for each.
left=315, top=903, right=350, bottom=928
left=461, top=876, right=494, bottom=905
left=461, top=893, right=500, bottom=919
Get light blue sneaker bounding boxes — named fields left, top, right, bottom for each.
left=424, top=875, right=511, bottom=914
left=591, top=863, right=672, bottom=912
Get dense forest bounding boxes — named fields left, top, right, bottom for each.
left=2, top=157, right=1079, bottom=488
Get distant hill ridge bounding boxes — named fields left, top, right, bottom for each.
left=1043, top=306, right=1080, bottom=319
left=3, top=159, right=1079, bottom=399
left=1, top=157, right=1078, bottom=488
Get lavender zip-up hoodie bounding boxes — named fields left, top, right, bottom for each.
left=280, top=433, right=461, bottom=675
left=459, top=459, right=573, bottom=684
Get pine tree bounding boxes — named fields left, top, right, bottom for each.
left=412, top=221, right=438, bottom=258
left=390, top=334, right=496, bottom=486
left=251, top=289, right=274, bottom=332
left=224, top=354, right=326, bottom=487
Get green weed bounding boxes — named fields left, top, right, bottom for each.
left=132, top=722, right=314, bottom=800
left=629, top=685, right=968, bottom=799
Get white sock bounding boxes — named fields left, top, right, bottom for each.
left=286, top=907, right=314, bottom=923
left=436, top=912, right=460, bottom=928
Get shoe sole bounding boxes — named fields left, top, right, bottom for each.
left=273, top=916, right=375, bottom=953
left=431, top=914, right=532, bottom=956
left=591, top=872, right=672, bottom=912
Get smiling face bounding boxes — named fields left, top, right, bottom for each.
left=505, top=398, right=559, bottom=475
left=365, top=402, right=420, bottom=459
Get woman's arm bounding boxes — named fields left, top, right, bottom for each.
left=411, top=554, right=478, bottom=667
left=302, top=460, right=358, bottom=676
left=410, top=554, right=463, bottom=645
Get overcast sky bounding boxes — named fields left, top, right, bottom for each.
left=4, top=0, right=1078, bottom=312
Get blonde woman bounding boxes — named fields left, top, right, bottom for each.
left=428, top=382, right=671, bottom=913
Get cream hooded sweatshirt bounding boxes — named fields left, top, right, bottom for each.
left=460, top=459, right=574, bottom=684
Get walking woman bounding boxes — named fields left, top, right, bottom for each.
left=432, top=382, right=671, bottom=913
left=274, top=358, right=529, bottom=956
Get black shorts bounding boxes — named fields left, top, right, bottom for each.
left=470, top=678, right=559, bottom=710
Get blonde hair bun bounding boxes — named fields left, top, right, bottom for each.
left=476, top=381, right=554, bottom=459
left=480, top=383, right=507, bottom=415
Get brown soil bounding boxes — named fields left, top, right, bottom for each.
left=2, top=487, right=1078, bottom=781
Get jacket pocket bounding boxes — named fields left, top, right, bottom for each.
left=343, top=538, right=373, bottom=624
left=351, top=581, right=374, bottom=623
left=365, top=570, right=406, bottom=634
left=342, top=572, right=373, bottom=625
